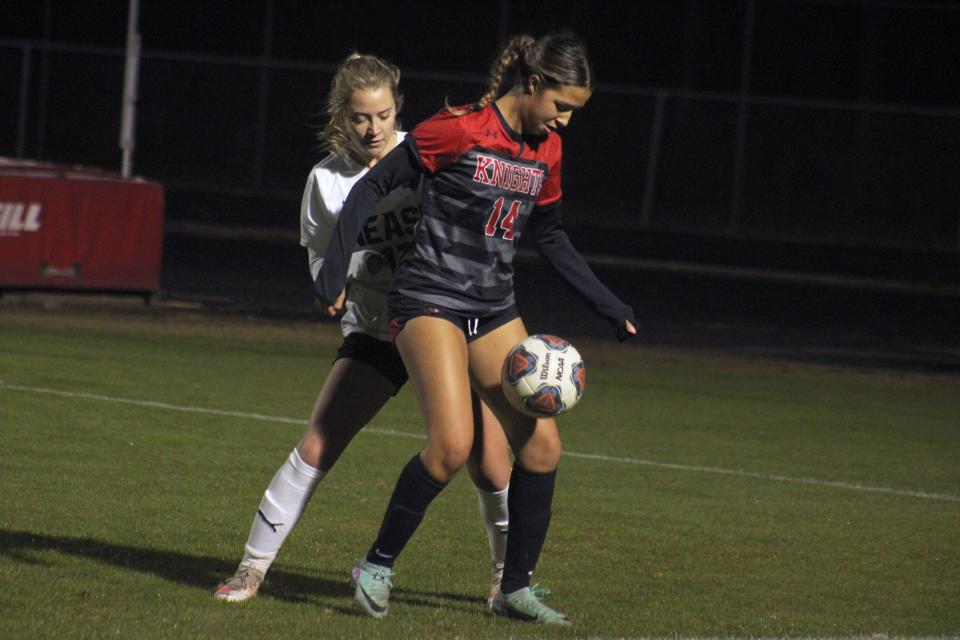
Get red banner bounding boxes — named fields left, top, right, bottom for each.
left=0, top=158, right=164, bottom=292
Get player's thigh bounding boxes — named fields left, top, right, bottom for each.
left=309, top=356, right=395, bottom=432
left=467, top=316, right=528, bottom=388
left=467, top=318, right=562, bottom=470
left=300, top=357, right=396, bottom=468
left=395, top=316, right=474, bottom=452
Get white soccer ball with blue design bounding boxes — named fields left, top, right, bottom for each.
left=501, top=334, right=586, bottom=417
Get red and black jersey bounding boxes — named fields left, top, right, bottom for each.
left=394, top=103, right=562, bottom=314
left=313, top=103, right=636, bottom=339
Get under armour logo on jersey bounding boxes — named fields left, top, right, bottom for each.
left=485, top=129, right=499, bottom=139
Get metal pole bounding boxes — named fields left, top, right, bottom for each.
left=36, top=0, right=52, bottom=159
left=640, top=92, right=667, bottom=227
left=16, top=45, right=32, bottom=158
left=253, top=0, right=275, bottom=189
left=120, top=0, right=141, bottom=178
left=728, top=0, right=756, bottom=235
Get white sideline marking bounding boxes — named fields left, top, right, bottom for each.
left=0, top=381, right=422, bottom=441
left=563, top=451, right=960, bottom=503
left=3, top=380, right=959, bottom=504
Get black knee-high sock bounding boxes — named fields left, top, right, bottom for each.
left=500, top=463, right=557, bottom=595
left=366, top=454, right=446, bottom=567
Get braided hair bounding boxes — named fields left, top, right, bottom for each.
left=448, top=31, right=593, bottom=116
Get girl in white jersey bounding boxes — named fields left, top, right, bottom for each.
left=215, top=53, right=513, bottom=606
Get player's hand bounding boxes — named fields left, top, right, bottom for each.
left=617, top=316, right=638, bottom=342
left=319, top=289, right=346, bottom=318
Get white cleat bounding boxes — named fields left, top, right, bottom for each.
left=488, top=561, right=505, bottom=609
left=214, top=562, right=266, bottom=602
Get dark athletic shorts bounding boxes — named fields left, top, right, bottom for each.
left=334, top=331, right=408, bottom=394
left=388, top=293, right=520, bottom=344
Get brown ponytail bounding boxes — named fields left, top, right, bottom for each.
left=447, top=31, right=593, bottom=116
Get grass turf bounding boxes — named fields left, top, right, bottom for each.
left=1, top=303, right=958, bottom=638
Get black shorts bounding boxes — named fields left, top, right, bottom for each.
left=334, top=332, right=409, bottom=394
left=388, top=293, right=520, bottom=344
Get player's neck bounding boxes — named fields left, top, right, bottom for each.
left=494, top=90, right=524, bottom=134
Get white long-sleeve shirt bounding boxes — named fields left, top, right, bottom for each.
left=300, top=131, right=421, bottom=340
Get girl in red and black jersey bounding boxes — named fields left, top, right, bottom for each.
left=315, top=32, right=637, bottom=625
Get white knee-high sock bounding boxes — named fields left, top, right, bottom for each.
left=475, top=484, right=509, bottom=565
left=242, top=448, right=324, bottom=570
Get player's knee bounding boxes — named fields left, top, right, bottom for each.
left=466, top=450, right=511, bottom=491
left=516, top=424, right=562, bottom=473
left=296, top=429, right=325, bottom=466
left=439, top=445, right=471, bottom=474
left=424, top=437, right=471, bottom=480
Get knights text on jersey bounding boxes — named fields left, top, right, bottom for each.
left=392, top=103, right=563, bottom=315
left=300, top=131, right=421, bottom=340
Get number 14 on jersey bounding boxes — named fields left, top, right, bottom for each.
left=484, top=197, right=520, bottom=240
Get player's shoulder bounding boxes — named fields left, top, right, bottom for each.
left=417, top=105, right=507, bottom=151
left=311, top=151, right=360, bottom=176
left=413, top=107, right=470, bottom=135
left=308, top=151, right=364, bottom=188
left=449, top=104, right=495, bottom=132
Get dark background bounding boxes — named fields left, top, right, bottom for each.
left=3, top=0, right=960, bottom=372
left=3, top=1, right=960, bottom=263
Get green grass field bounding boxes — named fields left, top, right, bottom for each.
left=1, top=302, right=958, bottom=639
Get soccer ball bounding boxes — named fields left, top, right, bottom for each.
left=501, top=334, right=586, bottom=417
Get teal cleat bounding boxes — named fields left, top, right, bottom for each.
left=350, top=559, right=394, bottom=619
left=491, top=586, right=571, bottom=625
